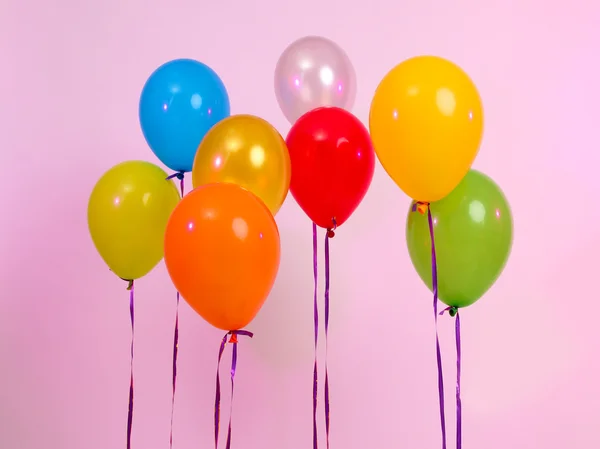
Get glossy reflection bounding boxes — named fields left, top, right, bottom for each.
left=192, top=115, right=291, bottom=215
left=87, top=161, right=181, bottom=280
left=164, top=183, right=280, bottom=331
left=286, top=107, right=375, bottom=229
left=139, top=59, right=230, bottom=172
left=274, top=36, right=356, bottom=124
left=406, top=170, right=513, bottom=308
left=370, top=55, right=484, bottom=202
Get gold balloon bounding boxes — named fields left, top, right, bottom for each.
left=192, top=114, right=291, bottom=215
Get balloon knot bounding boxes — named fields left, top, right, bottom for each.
left=166, top=171, right=185, bottom=181
left=327, top=217, right=338, bottom=238
left=125, top=279, right=134, bottom=291
left=440, top=306, right=459, bottom=317
left=228, top=333, right=238, bottom=344
left=412, top=201, right=430, bottom=215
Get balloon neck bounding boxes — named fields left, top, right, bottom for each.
left=412, top=201, right=430, bottom=215
left=449, top=306, right=458, bottom=317
left=228, top=332, right=238, bottom=344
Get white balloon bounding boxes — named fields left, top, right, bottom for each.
left=274, top=36, right=356, bottom=124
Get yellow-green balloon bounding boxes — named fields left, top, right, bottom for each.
left=406, top=169, right=513, bottom=309
left=88, top=161, right=180, bottom=280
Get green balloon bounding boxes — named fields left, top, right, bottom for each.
left=406, top=169, right=513, bottom=308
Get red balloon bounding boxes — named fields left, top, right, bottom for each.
left=286, top=107, right=375, bottom=229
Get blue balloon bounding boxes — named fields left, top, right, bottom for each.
left=139, top=59, right=230, bottom=172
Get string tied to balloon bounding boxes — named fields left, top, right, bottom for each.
left=123, top=279, right=135, bottom=449
left=440, top=306, right=462, bottom=449
left=311, top=217, right=336, bottom=449
left=311, top=222, right=319, bottom=449
left=214, top=330, right=254, bottom=449
left=411, top=201, right=447, bottom=449
left=323, top=217, right=336, bottom=449
left=165, top=171, right=185, bottom=449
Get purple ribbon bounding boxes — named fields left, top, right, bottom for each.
left=126, top=279, right=135, bottom=449
left=169, top=292, right=180, bottom=448
left=311, top=219, right=336, bottom=449
left=440, top=307, right=462, bottom=449
left=455, top=313, right=462, bottom=449
left=323, top=219, right=336, bottom=449
left=412, top=203, right=447, bottom=449
left=312, top=222, right=319, bottom=449
left=166, top=172, right=185, bottom=448
left=214, top=330, right=254, bottom=449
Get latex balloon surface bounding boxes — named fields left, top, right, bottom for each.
left=139, top=59, right=230, bottom=172
left=286, top=107, right=375, bottom=229
left=164, top=183, right=280, bottom=331
left=88, top=161, right=180, bottom=280
left=406, top=170, right=513, bottom=308
left=370, top=56, right=483, bottom=202
left=192, top=115, right=291, bottom=215
left=275, top=36, right=356, bottom=124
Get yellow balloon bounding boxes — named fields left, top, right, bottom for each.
left=192, top=114, right=291, bottom=215
left=369, top=56, right=484, bottom=202
left=87, top=161, right=180, bottom=280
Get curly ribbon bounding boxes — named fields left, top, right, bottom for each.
left=169, top=291, right=180, bottom=448
left=125, top=279, right=135, bottom=449
left=412, top=202, right=447, bottom=449
left=441, top=307, right=462, bottom=449
left=214, top=330, right=254, bottom=449
left=323, top=219, right=336, bottom=449
left=166, top=171, right=185, bottom=448
left=312, top=222, right=319, bottom=449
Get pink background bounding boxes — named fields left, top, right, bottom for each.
left=1, top=0, right=599, bottom=448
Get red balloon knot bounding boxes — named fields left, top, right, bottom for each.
left=228, top=333, right=238, bottom=344
left=327, top=217, right=337, bottom=237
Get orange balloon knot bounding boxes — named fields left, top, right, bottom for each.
left=412, top=201, right=430, bottom=215
left=227, top=330, right=254, bottom=343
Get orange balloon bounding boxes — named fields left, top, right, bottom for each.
left=164, top=183, right=281, bottom=331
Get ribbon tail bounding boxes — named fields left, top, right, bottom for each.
left=214, top=331, right=253, bottom=449
left=214, top=335, right=228, bottom=449
left=324, top=232, right=331, bottom=449
left=312, top=222, right=319, bottom=449
left=169, top=292, right=180, bottom=448
left=224, top=341, right=238, bottom=449
left=455, top=312, right=462, bottom=449
left=427, top=208, right=447, bottom=449
left=168, top=172, right=184, bottom=448
left=127, top=282, right=135, bottom=449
